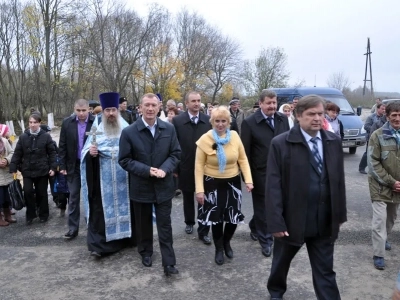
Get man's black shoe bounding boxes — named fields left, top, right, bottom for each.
left=250, top=232, right=258, bottom=241
left=142, top=256, right=152, bottom=267
left=262, top=246, right=272, bottom=257
left=164, top=265, right=179, bottom=276
left=26, top=219, right=33, bottom=226
left=270, top=298, right=283, bottom=300
left=90, top=251, right=102, bottom=258
left=199, top=235, right=212, bottom=245
left=39, top=218, right=48, bottom=223
left=359, top=169, right=367, bottom=174
left=185, top=225, right=193, bottom=234
left=64, top=230, right=78, bottom=240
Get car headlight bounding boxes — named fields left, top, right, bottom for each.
left=361, top=126, right=366, bottom=134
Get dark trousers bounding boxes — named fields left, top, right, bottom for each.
left=0, top=185, right=11, bottom=208
left=182, top=191, right=210, bottom=237
left=249, top=192, right=273, bottom=248
left=133, top=199, right=176, bottom=266
left=67, top=161, right=81, bottom=233
left=267, top=238, right=340, bottom=300
left=23, top=176, right=49, bottom=220
left=358, top=142, right=368, bottom=171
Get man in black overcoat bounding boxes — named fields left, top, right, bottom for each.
left=241, top=89, right=290, bottom=257
left=59, top=99, right=95, bottom=239
left=265, top=94, right=347, bottom=300
left=172, top=91, right=212, bottom=244
left=118, top=93, right=181, bottom=276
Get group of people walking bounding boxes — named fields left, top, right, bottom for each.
left=8, top=88, right=387, bottom=300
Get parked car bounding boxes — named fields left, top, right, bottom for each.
left=382, top=99, right=400, bottom=105
left=271, top=87, right=366, bottom=154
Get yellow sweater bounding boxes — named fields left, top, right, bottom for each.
left=195, top=130, right=253, bottom=194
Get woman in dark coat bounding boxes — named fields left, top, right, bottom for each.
left=10, top=114, right=57, bottom=224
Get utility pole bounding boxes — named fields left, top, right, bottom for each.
left=363, top=37, right=374, bottom=101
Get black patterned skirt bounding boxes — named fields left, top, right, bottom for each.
left=198, top=175, right=244, bottom=225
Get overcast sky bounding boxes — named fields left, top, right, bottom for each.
left=129, top=0, right=400, bottom=93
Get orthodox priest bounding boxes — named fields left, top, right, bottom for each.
left=81, top=92, right=135, bottom=258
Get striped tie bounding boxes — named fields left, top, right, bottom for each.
left=310, top=137, right=323, bottom=173
left=266, top=117, right=274, bottom=129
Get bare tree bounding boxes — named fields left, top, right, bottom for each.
left=242, top=47, right=289, bottom=95
left=205, top=34, right=242, bottom=102
left=326, top=71, right=351, bottom=91
left=174, top=9, right=216, bottom=93
left=78, top=1, right=163, bottom=95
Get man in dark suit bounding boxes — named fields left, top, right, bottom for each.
left=118, top=93, right=181, bottom=276
left=59, top=99, right=95, bottom=239
left=265, top=94, right=347, bottom=300
left=172, top=91, right=212, bottom=244
left=241, top=89, right=290, bottom=257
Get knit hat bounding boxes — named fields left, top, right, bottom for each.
left=0, top=124, right=9, bottom=137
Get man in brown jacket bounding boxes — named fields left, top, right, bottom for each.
left=368, top=101, right=400, bottom=270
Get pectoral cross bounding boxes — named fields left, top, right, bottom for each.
left=86, top=126, right=103, bottom=157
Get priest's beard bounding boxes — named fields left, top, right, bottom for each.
left=103, top=114, right=122, bottom=137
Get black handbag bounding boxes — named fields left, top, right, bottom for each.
left=8, top=174, right=25, bottom=210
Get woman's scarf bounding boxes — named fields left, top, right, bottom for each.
left=212, top=129, right=231, bottom=173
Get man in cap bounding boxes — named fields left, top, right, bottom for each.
left=88, top=100, right=101, bottom=114
left=119, top=97, right=134, bottom=124
left=229, top=97, right=245, bottom=135
left=81, top=92, right=135, bottom=257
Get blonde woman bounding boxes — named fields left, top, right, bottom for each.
left=195, top=106, right=253, bottom=265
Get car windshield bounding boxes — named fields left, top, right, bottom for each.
left=321, top=95, right=354, bottom=114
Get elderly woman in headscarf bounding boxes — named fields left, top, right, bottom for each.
left=278, top=103, right=294, bottom=128
left=0, top=124, right=15, bottom=226
left=195, top=106, right=253, bottom=266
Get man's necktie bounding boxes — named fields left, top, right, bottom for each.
left=191, top=116, right=197, bottom=124
left=266, top=117, right=274, bottom=129
left=310, top=137, right=323, bottom=173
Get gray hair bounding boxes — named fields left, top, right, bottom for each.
left=295, top=94, right=326, bottom=117
left=166, top=99, right=176, bottom=106
left=259, top=89, right=277, bottom=103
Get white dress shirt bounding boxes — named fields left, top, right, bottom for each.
left=142, top=118, right=158, bottom=137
